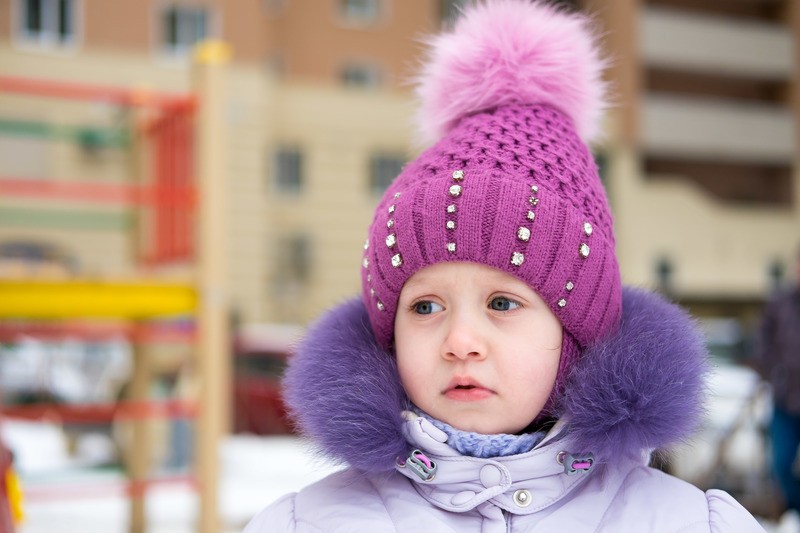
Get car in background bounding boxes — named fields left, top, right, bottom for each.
left=232, top=323, right=303, bottom=435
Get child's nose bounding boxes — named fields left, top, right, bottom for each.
left=441, top=314, right=488, bottom=361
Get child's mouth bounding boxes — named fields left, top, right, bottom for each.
left=445, top=379, right=493, bottom=401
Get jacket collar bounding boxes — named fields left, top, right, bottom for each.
left=282, top=286, right=709, bottom=475
left=395, top=412, right=604, bottom=514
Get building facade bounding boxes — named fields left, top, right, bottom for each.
left=0, top=0, right=797, bottom=345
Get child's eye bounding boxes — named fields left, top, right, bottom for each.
left=412, top=301, right=443, bottom=315
left=489, top=296, right=519, bottom=311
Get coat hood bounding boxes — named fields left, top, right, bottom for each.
left=282, top=286, right=709, bottom=473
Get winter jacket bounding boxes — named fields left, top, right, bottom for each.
left=245, top=287, right=765, bottom=532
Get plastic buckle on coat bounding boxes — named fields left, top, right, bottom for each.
left=403, top=449, right=437, bottom=482
left=564, top=452, right=594, bottom=475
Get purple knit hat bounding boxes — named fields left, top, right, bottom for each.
left=360, top=1, right=621, bottom=376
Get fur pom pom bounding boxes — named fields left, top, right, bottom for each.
left=558, top=287, right=710, bottom=464
left=416, top=0, right=607, bottom=144
left=282, top=299, right=410, bottom=472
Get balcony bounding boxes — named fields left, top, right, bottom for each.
left=641, top=94, right=794, bottom=164
left=640, top=6, right=793, bottom=80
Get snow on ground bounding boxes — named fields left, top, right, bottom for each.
left=2, top=418, right=794, bottom=532
left=4, top=419, right=342, bottom=533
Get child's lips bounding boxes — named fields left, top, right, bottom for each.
left=443, top=378, right=494, bottom=401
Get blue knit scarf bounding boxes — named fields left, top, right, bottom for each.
left=416, top=410, right=549, bottom=458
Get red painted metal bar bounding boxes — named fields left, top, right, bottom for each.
left=147, top=105, right=197, bottom=262
left=178, top=111, right=195, bottom=258
left=0, top=76, right=194, bottom=111
left=2, top=399, right=197, bottom=423
left=0, top=321, right=194, bottom=344
left=164, top=111, right=177, bottom=260
left=153, top=112, right=168, bottom=261
left=0, top=177, right=195, bottom=207
left=22, top=474, right=198, bottom=502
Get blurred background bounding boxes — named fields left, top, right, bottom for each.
left=0, top=0, right=798, bottom=531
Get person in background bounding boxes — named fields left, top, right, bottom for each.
left=756, top=245, right=800, bottom=515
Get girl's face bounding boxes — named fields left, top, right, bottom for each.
left=395, top=262, right=562, bottom=435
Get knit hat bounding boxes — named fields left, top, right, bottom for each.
left=360, top=0, right=622, bottom=368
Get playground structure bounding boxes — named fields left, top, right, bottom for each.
left=0, top=41, right=231, bottom=533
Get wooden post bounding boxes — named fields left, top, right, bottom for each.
left=193, top=40, right=231, bottom=533
left=584, top=0, right=642, bottom=146
left=128, top=345, right=150, bottom=533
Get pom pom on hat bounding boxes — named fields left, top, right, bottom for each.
left=415, top=0, right=608, bottom=144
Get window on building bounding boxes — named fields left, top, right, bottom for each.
left=339, top=0, right=381, bottom=25
left=16, top=0, right=77, bottom=47
left=341, top=63, right=383, bottom=89
left=161, top=5, right=209, bottom=56
left=441, top=0, right=579, bottom=26
left=265, top=52, right=286, bottom=78
left=275, top=234, right=311, bottom=283
left=263, top=0, right=288, bottom=14
left=370, top=153, right=405, bottom=195
left=439, top=0, right=472, bottom=27
left=272, top=147, right=303, bottom=194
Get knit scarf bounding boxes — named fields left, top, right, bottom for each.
left=416, top=409, right=550, bottom=458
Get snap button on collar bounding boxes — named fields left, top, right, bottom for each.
left=513, top=489, right=532, bottom=508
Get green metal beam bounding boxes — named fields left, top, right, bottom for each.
left=0, top=118, right=130, bottom=149
left=0, top=208, right=133, bottom=231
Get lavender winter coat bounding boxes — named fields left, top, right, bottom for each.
left=245, top=288, right=765, bottom=532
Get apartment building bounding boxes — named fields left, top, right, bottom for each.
left=0, top=0, right=797, bottom=344
left=588, top=0, right=799, bottom=349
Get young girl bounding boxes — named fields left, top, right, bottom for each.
left=245, top=1, right=765, bottom=531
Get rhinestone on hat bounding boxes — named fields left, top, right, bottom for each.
left=583, top=222, right=593, bottom=236
left=527, top=211, right=535, bottom=221
left=511, top=252, right=525, bottom=266
left=579, top=243, right=590, bottom=258
left=446, top=221, right=456, bottom=230
left=369, top=288, right=375, bottom=297
left=529, top=197, right=539, bottom=206
left=391, top=253, right=403, bottom=268
left=386, top=234, right=396, bottom=248
left=362, top=257, right=369, bottom=269
left=363, top=239, right=369, bottom=250
left=388, top=204, right=396, bottom=214
left=566, top=281, right=575, bottom=292
left=394, top=192, right=402, bottom=199
left=517, top=227, right=531, bottom=242
left=387, top=219, right=394, bottom=229
left=449, top=184, right=462, bottom=197
left=531, top=184, right=539, bottom=194
left=447, top=204, right=457, bottom=214
left=452, top=170, right=465, bottom=181
left=558, top=298, right=567, bottom=308
left=367, top=274, right=372, bottom=282
left=377, top=301, right=385, bottom=311
left=446, top=242, right=456, bottom=253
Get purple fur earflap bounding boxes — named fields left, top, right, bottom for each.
left=282, top=298, right=410, bottom=473
left=283, top=288, right=710, bottom=473
left=558, top=286, right=710, bottom=464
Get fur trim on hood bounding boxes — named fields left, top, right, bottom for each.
left=282, top=286, right=709, bottom=473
